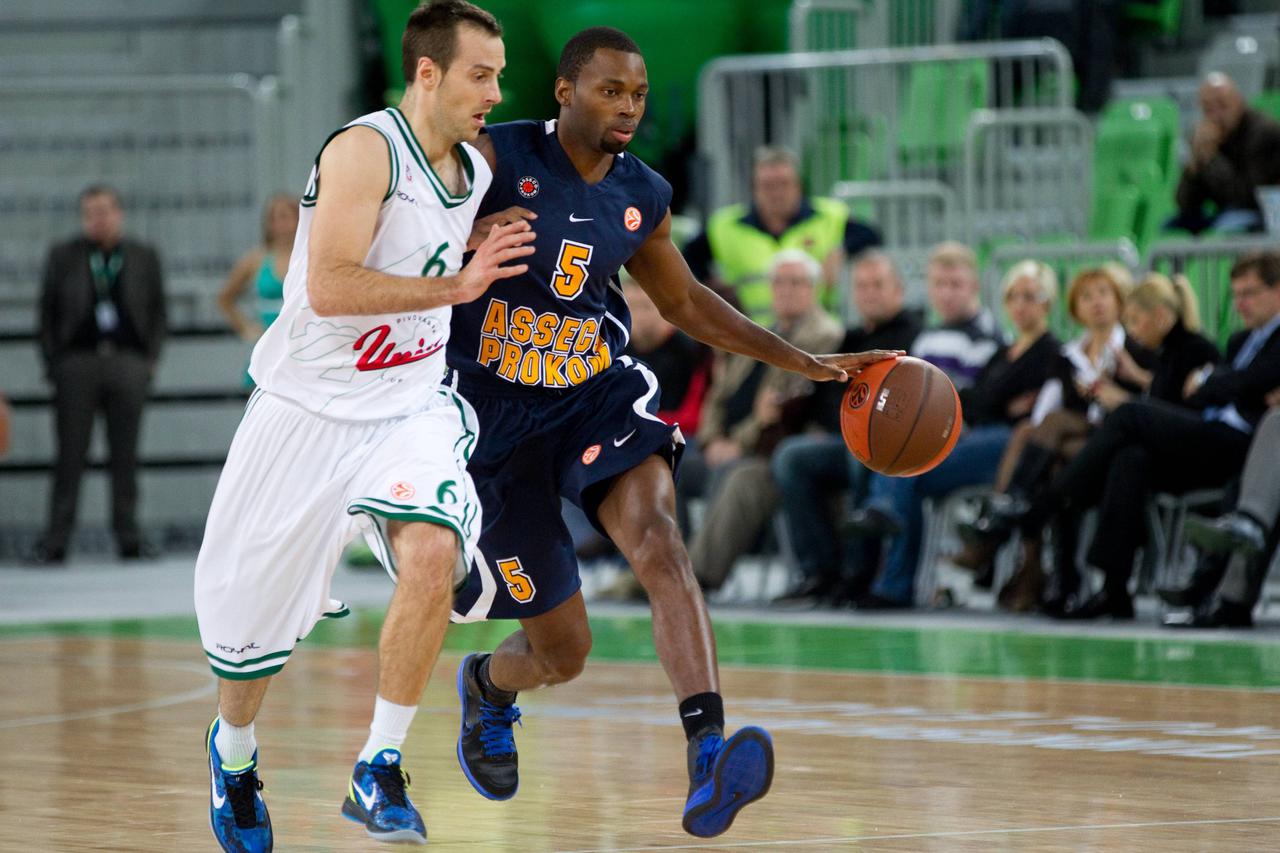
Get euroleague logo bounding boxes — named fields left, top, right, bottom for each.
left=517, top=176, right=539, bottom=198
left=581, top=444, right=601, bottom=465
left=624, top=206, right=642, bottom=231
left=390, top=481, right=416, bottom=500
left=848, top=382, right=871, bottom=409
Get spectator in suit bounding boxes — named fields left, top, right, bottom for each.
left=996, top=251, right=1280, bottom=620
left=1163, top=398, right=1280, bottom=628
left=682, top=145, right=881, bottom=324
left=686, top=249, right=844, bottom=591
left=844, top=260, right=1059, bottom=609
left=771, top=249, right=922, bottom=604
left=1170, top=73, right=1280, bottom=235
left=33, top=185, right=167, bottom=563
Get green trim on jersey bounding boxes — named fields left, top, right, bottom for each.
left=347, top=498, right=469, bottom=542
left=205, top=647, right=292, bottom=669
left=439, top=387, right=477, bottom=461
left=386, top=107, right=475, bottom=209
left=301, top=123, right=399, bottom=208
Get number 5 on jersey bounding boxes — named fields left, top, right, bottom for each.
left=497, top=556, right=536, bottom=603
left=551, top=239, right=593, bottom=300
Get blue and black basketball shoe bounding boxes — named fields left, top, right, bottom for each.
left=681, top=726, right=774, bottom=838
left=456, top=653, right=521, bottom=800
left=206, top=717, right=273, bottom=853
left=340, top=748, right=426, bottom=844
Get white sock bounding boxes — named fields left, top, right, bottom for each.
left=358, top=696, right=418, bottom=764
left=215, top=717, right=257, bottom=770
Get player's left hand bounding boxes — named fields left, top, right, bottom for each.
left=804, top=350, right=903, bottom=382
left=467, top=206, right=537, bottom=252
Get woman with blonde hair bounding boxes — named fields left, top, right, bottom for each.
left=218, top=193, right=299, bottom=343
left=958, top=264, right=1156, bottom=612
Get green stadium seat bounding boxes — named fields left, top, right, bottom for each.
left=1122, top=0, right=1182, bottom=37
left=1253, top=90, right=1280, bottom=122
left=898, top=60, right=988, bottom=171
left=1090, top=186, right=1143, bottom=241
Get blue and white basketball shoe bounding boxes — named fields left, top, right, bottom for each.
left=340, top=748, right=427, bottom=844
left=206, top=718, right=273, bottom=852
left=681, top=726, right=774, bottom=837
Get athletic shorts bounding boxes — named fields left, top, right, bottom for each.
left=195, top=386, right=481, bottom=680
left=451, top=356, right=683, bottom=623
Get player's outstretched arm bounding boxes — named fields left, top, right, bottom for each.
left=307, top=127, right=535, bottom=316
left=624, top=210, right=900, bottom=382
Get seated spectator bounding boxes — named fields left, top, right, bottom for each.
left=771, top=250, right=923, bottom=604
left=843, top=260, right=1059, bottom=609
left=685, top=250, right=844, bottom=591
left=990, top=251, right=1280, bottom=620
left=1162, top=397, right=1280, bottom=628
left=682, top=145, right=881, bottom=324
left=1169, top=73, right=1280, bottom=235
left=958, top=265, right=1154, bottom=612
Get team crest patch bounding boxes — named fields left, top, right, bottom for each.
left=624, top=206, right=642, bottom=231
left=581, top=444, right=601, bottom=465
left=517, top=176, right=539, bottom=198
left=390, top=481, right=416, bottom=500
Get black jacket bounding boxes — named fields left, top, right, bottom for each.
left=811, top=308, right=924, bottom=434
left=1186, top=321, right=1280, bottom=429
left=39, top=236, right=167, bottom=368
left=960, top=331, right=1059, bottom=427
left=1176, top=109, right=1280, bottom=215
left=1147, top=322, right=1221, bottom=406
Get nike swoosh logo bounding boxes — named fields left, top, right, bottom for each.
left=210, top=763, right=226, bottom=809
left=569, top=214, right=593, bottom=222
left=355, top=780, right=378, bottom=811
left=682, top=708, right=703, bottom=718
left=614, top=429, right=637, bottom=447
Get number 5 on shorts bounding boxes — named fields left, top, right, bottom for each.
left=497, top=557, right=536, bottom=603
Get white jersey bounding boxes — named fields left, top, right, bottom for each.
left=249, top=107, right=492, bottom=420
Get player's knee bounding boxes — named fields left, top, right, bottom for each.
left=541, top=629, right=591, bottom=685
left=390, top=521, right=459, bottom=593
left=628, top=513, right=695, bottom=584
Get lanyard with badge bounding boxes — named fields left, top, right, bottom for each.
left=90, top=249, right=123, bottom=333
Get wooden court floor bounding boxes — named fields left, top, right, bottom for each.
left=2, top=617, right=1279, bottom=851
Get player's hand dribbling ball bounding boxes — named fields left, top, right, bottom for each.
left=839, top=356, right=962, bottom=476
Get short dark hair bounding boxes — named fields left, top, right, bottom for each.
left=556, top=26, right=641, bottom=83
left=79, top=184, right=121, bottom=208
left=401, top=0, right=502, bottom=84
left=1229, top=251, right=1280, bottom=288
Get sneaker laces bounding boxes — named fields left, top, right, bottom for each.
left=477, top=700, right=522, bottom=757
left=225, top=770, right=264, bottom=829
left=370, top=764, right=411, bottom=809
left=693, top=734, right=723, bottom=780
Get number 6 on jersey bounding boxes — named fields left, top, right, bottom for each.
left=550, top=239, right=593, bottom=300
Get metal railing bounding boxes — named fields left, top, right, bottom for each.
left=831, top=179, right=958, bottom=248
left=1147, top=236, right=1279, bottom=347
left=696, top=39, right=1074, bottom=215
left=789, top=0, right=962, bottom=52
left=0, top=74, right=282, bottom=328
left=962, top=108, right=1093, bottom=246
left=983, top=239, right=1140, bottom=337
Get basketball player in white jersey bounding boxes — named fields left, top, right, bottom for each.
left=194, top=3, right=532, bottom=849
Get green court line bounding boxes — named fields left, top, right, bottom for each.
left=3, top=611, right=1279, bottom=690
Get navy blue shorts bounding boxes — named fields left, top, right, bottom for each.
left=451, top=356, right=684, bottom=622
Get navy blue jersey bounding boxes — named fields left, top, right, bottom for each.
left=448, top=120, right=673, bottom=395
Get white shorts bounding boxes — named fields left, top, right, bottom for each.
left=194, top=386, right=481, bottom=680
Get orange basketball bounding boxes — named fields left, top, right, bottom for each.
left=839, top=356, right=963, bottom=476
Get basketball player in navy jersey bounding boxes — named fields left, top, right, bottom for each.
left=446, top=26, right=899, bottom=837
